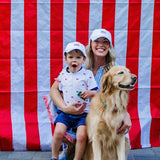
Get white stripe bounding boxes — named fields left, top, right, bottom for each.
left=89, top=0, right=103, bottom=39
left=63, top=0, right=77, bottom=67
left=114, top=0, right=129, bottom=66
left=115, top=0, right=129, bottom=138
left=138, top=0, right=154, bottom=148
left=37, top=0, right=52, bottom=151
left=11, top=0, right=26, bottom=150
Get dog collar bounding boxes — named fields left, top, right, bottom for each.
left=100, top=95, right=107, bottom=108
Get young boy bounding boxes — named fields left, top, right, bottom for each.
left=51, top=42, right=98, bottom=160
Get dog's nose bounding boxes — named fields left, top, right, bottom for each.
left=131, top=75, right=137, bottom=84
left=132, top=74, right=137, bottom=79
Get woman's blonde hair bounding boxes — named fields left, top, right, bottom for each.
left=85, top=40, right=116, bottom=74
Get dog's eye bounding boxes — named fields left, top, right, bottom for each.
left=118, top=71, right=124, bottom=74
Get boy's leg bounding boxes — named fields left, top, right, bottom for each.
left=74, top=125, right=87, bottom=160
left=51, top=122, right=67, bottom=159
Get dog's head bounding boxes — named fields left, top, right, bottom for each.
left=101, top=66, right=137, bottom=94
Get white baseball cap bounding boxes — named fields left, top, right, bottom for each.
left=90, top=29, right=112, bottom=44
left=64, top=42, right=86, bottom=57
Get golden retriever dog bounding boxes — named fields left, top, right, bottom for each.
left=83, top=66, right=137, bottom=160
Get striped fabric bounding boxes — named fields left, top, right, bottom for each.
left=0, top=0, right=160, bottom=151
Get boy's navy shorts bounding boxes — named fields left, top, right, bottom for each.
left=54, top=111, right=87, bottom=131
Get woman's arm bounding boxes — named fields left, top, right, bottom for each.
left=49, top=81, right=66, bottom=110
left=49, top=81, right=86, bottom=115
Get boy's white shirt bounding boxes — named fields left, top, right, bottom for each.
left=58, top=67, right=98, bottom=113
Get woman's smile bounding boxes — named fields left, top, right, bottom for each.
left=96, top=48, right=105, bottom=53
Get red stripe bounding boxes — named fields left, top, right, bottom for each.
left=126, top=0, right=141, bottom=149
left=76, top=0, right=89, bottom=46
left=102, top=0, right=115, bottom=46
left=150, top=0, right=160, bottom=147
left=50, top=0, right=63, bottom=134
left=50, top=0, right=63, bottom=86
left=24, top=0, right=40, bottom=150
left=0, top=1, right=13, bottom=151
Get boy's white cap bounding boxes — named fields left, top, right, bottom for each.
left=64, top=42, right=86, bottom=57
left=90, top=29, right=112, bottom=44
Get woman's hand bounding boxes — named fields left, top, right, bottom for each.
left=63, top=102, right=86, bottom=115
left=117, top=112, right=132, bottom=135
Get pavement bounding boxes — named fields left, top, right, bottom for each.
left=0, top=147, right=160, bottom=160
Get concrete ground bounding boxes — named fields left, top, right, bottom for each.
left=0, top=147, right=160, bottom=160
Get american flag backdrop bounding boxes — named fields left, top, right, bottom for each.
left=0, top=0, right=160, bottom=151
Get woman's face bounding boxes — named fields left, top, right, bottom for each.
left=91, top=37, right=110, bottom=58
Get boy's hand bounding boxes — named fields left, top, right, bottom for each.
left=80, top=90, right=97, bottom=99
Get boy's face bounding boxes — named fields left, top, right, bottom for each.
left=65, top=50, right=86, bottom=73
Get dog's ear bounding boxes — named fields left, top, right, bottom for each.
left=101, top=73, right=112, bottom=93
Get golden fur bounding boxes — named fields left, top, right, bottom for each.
left=83, top=66, right=137, bottom=160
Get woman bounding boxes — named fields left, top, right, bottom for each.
left=49, top=29, right=131, bottom=159
left=50, top=28, right=131, bottom=133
